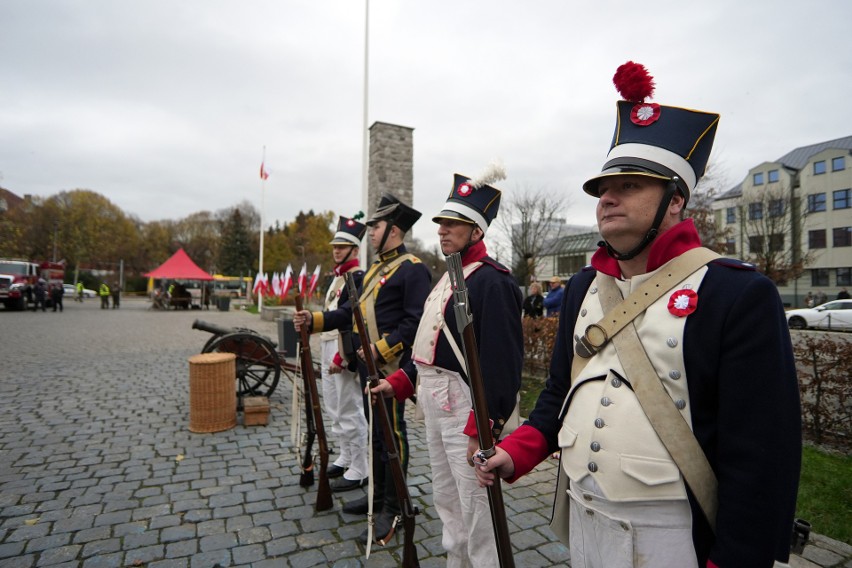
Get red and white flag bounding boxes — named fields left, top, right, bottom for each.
left=271, top=272, right=281, bottom=297
left=280, top=264, right=293, bottom=298
left=307, top=265, right=322, bottom=297
left=262, top=273, right=270, bottom=295
left=252, top=272, right=264, bottom=296
left=260, top=161, right=270, bottom=180
left=297, top=263, right=308, bottom=295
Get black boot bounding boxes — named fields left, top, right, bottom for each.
left=358, top=462, right=404, bottom=546
left=343, top=450, right=385, bottom=515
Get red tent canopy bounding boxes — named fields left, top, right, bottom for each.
left=144, top=248, right=213, bottom=281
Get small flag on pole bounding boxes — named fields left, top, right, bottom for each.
left=252, top=272, right=264, bottom=296
left=297, top=263, right=308, bottom=295
left=281, top=264, right=294, bottom=298
left=260, top=162, right=270, bottom=180
left=307, top=265, right=322, bottom=297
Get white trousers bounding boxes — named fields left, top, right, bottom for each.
left=418, top=365, right=498, bottom=568
left=568, top=476, right=698, bottom=568
left=320, top=339, right=369, bottom=481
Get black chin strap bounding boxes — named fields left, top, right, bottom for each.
left=377, top=218, right=396, bottom=256
left=600, top=178, right=679, bottom=262
left=336, top=245, right=356, bottom=267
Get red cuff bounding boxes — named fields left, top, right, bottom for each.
left=462, top=410, right=493, bottom=438
left=385, top=368, right=414, bottom=402
left=706, top=561, right=719, bottom=568
left=498, top=424, right=551, bottom=483
left=332, top=352, right=344, bottom=367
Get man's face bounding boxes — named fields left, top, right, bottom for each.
left=596, top=175, right=677, bottom=250
left=331, top=245, right=355, bottom=264
left=437, top=218, right=478, bottom=256
left=368, top=220, right=388, bottom=252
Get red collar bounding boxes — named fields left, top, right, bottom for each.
left=461, top=240, right=487, bottom=266
left=591, top=219, right=702, bottom=277
left=333, top=258, right=360, bottom=276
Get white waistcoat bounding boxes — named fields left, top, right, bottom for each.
left=412, top=262, right=483, bottom=366
left=558, top=265, right=708, bottom=502
left=320, top=275, right=346, bottom=342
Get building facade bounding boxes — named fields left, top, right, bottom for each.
left=713, top=135, right=852, bottom=307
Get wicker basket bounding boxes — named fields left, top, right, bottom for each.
left=188, top=352, right=237, bottom=433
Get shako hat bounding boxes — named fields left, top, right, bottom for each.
left=366, top=193, right=422, bottom=232
left=582, top=61, right=720, bottom=205
left=432, top=162, right=505, bottom=234
left=329, top=212, right=367, bottom=245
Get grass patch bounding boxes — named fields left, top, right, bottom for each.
left=518, top=375, right=851, bottom=545
left=797, top=444, right=852, bottom=544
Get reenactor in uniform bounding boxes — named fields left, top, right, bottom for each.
left=295, top=194, right=431, bottom=545
left=294, top=214, right=371, bottom=492
left=474, top=62, right=801, bottom=567
left=371, top=170, right=523, bottom=566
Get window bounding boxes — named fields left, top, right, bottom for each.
left=769, top=233, right=785, bottom=252
left=837, top=268, right=852, bottom=287
left=725, top=239, right=736, bottom=254
left=557, top=254, right=586, bottom=276
left=832, top=156, right=846, bottom=172
left=726, top=207, right=736, bottom=224
left=809, top=229, right=826, bottom=249
left=769, top=199, right=785, bottom=217
left=814, top=161, right=826, bottom=175
left=749, top=236, right=764, bottom=253
left=834, top=189, right=851, bottom=210
left=748, top=202, right=763, bottom=220
left=753, top=172, right=764, bottom=185
left=768, top=169, right=779, bottom=183
left=833, top=227, right=852, bottom=247
left=808, top=193, right=826, bottom=212
left=811, top=269, right=829, bottom=287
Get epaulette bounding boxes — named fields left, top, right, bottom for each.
left=710, top=257, right=757, bottom=271
left=481, top=256, right=510, bottom=274
left=581, top=264, right=596, bottom=273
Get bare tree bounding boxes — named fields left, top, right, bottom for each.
left=493, top=185, right=571, bottom=286
left=739, top=184, right=813, bottom=285
left=687, top=161, right=732, bottom=251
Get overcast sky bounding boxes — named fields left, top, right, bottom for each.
left=2, top=0, right=851, bottom=251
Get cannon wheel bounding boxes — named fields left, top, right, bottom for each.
left=203, top=332, right=281, bottom=398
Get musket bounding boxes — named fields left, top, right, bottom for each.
left=345, top=273, right=420, bottom=568
left=294, top=293, right=333, bottom=511
left=446, top=252, right=515, bottom=568
left=298, top=350, right=316, bottom=489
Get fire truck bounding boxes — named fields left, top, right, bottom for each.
left=0, top=259, right=65, bottom=310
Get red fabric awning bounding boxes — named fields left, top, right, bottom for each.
left=144, top=248, right=214, bottom=281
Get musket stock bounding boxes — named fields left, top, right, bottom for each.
left=345, top=274, right=420, bottom=567
left=294, top=294, right=333, bottom=511
left=446, top=253, right=515, bottom=568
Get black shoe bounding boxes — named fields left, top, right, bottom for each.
left=331, top=477, right=367, bottom=493
left=326, top=464, right=346, bottom=479
left=357, top=510, right=401, bottom=545
left=343, top=494, right=380, bottom=515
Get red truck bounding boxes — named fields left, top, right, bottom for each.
left=0, top=259, right=65, bottom=310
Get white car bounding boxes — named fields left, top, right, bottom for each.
left=786, top=300, right=852, bottom=331
left=62, top=284, right=96, bottom=298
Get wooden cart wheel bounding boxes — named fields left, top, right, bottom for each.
left=204, top=332, right=281, bottom=398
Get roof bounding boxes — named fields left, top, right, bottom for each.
left=144, top=248, right=213, bottom=281
left=775, top=135, right=852, bottom=170
left=546, top=231, right=601, bottom=255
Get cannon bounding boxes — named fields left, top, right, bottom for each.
left=192, top=319, right=283, bottom=398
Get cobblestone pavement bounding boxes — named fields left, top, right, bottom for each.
left=1, top=298, right=850, bottom=567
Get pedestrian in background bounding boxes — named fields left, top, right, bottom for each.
left=543, top=275, right=564, bottom=317
left=112, top=282, right=121, bottom=309
left=522, top=281, right=545, bottom=318
left=33, top=279, right=47, bottom=312
left=51, top=283, right=64, bottom=312
left=99, top=282, right=110, bottom=309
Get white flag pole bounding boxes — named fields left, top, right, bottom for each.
left=360, top=0, right=370, bottom=269
left=258, top=146, right=267, bottom=316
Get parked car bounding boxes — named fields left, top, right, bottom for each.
left=786, top=300, right=852, bottom=331
left=62, top=284, right=96, bottom=298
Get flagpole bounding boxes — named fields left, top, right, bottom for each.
left=360, top=0, right=370, bottom=268
left=258, top=146, right=266, bottom=316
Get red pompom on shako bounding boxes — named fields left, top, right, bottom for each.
left=613, top=61, right=656, bottom=102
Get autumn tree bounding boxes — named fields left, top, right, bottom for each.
left=492, top=185, right=571, bottom=285
left=262, top=210, right=335, bottom=275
